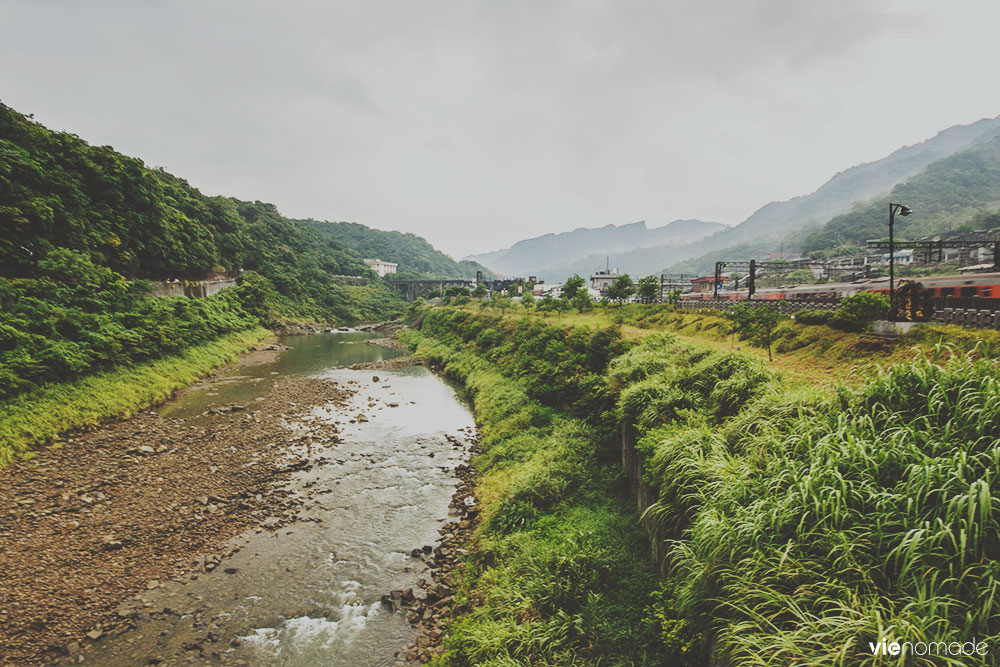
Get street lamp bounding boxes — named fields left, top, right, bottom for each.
left=888, top=202, right=912, bottom=320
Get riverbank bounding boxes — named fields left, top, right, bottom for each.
left=0, top=365, right=355, bottom=665
left=448, top=303, right=1000, bottom=385
left=395, top=449, right=481, bottom=664
left=401, top=327, right=670, bottom=665
left=0, top=327, right=273, bottom=467
left=410, top=306, right=1000, bottom=665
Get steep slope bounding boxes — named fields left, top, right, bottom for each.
left=0, top=103, right=369, bottom=282
left=664, top=114, right=1000, bottom=274
left=302, top=220, right=493, bottom=280
left=0, top=102, right=410, bottom=403
left=803, top=135, right=1000, bottom=251
left=466, top=219, right=725, bottom=279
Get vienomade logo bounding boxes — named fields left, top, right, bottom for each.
left=868, top=638, right=989, bottom=659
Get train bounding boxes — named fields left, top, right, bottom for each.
left=681, top=272, right=1000, bottom=302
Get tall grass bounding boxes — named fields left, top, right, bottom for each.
left=413, top=309, right=1000, bottom=665
left=618, top=336, right=1000, bottom=665
left=403, top=330, right=672, bottom=665
left=0, top=326, right=270, bottom=466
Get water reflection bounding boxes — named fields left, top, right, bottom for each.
left=86, top=333, right=474, bottom=667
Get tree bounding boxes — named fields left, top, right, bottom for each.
left=637, top=275, right=660, bottom=303
left=832, top=292, right=889, bottom=331
left=570, top=290, right=592, bottom=312
left=785, top=269, right=815, bottom=285
left=537, top=295, right=557, bottom=312
left=666, top=289, right=682, bottom=304
left=562, top=274, right=586, bottom=301
left=472, top=282, right=488, bottom=298
left=724, top=302, right=788, bottom=361
left=605, top=274, right=635, bottom=303
left=490, top=295, right=511, bottom=315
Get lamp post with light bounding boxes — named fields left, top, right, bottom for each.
left=888, top=202, right=912, bottom=320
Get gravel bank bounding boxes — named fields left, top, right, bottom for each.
left=0, top=367, right=353, bottom=665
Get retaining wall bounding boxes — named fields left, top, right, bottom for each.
left=677, top=298, right=1000, bottom=329
left=676, top=299, right=840, bottom=313
left=620, top=424, right=670, bottom=577
left=147, top=278, right=237, bottom=299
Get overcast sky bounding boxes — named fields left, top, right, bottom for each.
left=3, top=1, right=1000, bottom=258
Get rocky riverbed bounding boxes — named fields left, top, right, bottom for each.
left=389, top=452, right=481, bottom=664
left=0, top=330, right=483, bottom=666
left=0, top=369, right=353, bottom=666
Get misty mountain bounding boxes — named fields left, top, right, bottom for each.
left=801, top=134, right=1000, bottom=252
left=661, top=114, right=1000, bottom=275
left=465, top=219, right=725, bottom=280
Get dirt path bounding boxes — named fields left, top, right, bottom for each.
left=0, top=355, right=354, bottom=666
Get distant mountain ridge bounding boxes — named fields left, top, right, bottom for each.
left=662, top=114, right=1000, bottom=274
left=802, top=134, right=1000, bottom=252
left=469, top=114, right=1000, bottom=281
left=465, top=219, right=725, bottom=280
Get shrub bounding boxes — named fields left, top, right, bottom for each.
left=830, top=291, right=889, bottom=331
left=793, top=309, right=835, bottom=325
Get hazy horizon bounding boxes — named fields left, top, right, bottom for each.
left=3, top=0, right=1000, bottom=258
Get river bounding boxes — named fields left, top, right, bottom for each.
left=83, top=332, right=477, bottom=666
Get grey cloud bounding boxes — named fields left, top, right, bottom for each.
left=0, top=0, right=991, bottom=258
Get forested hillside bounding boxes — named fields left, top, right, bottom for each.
left=663, top=115, right=1000, bottom=275
left=0, top=105, right=363, bottom=281
left=0, top=102, right=406, bottom=403
left=803, top=135, right=1000, bottom=251
left=303, top=220, right=493, bottom=279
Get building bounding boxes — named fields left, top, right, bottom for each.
left=589, top=268, right=619, bottom=297
left=363, top=258, right=398, bottom=277
left=532, top=283, right=563, bottom=298
left=691, top=275, right=726, bottom=294
left=873, top=249, right=915, bottom=266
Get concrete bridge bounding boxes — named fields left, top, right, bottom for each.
left=388, top=278, right=474, bottom=301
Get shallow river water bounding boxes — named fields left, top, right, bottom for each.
left=84, top=332, right=477, bottom=666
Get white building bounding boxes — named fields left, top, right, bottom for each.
left=533, top=283, right=563, bottom=298
left=873, top=249, right=914, bottom=266
left=589, top=268, right=619, bottom=296
left=363, top=258, right=398, bottom=277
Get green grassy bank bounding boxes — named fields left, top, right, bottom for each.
left=412, top=307, right=1000, bottom=666
left=0, top=326, right=270, bottom=466
left=402, top=329, right=675, bottom=665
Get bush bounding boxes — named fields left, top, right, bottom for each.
left=831, top=292, right=889, bottom=332
left=793, top=309, right=835, bottom=325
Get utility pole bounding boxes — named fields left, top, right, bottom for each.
left=888, top=202, right=912, bottom=320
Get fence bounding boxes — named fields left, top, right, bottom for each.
left=676, top=297, right=1000, bottom=329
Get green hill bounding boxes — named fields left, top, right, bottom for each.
left=664, top=115, right=1000, bottom=275
left=803, top=135, right=1000, bottom=251
left=0, top=102, right=408, bottom=401
left=302, top=220, right=493, bottom=279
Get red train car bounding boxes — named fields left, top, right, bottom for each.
left=682, top=272, right=1000, bottom=302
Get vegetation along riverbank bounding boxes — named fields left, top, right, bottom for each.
left=404, top=304, right=1000, bottom=666
left=1, top=102, right=431, bottom=465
